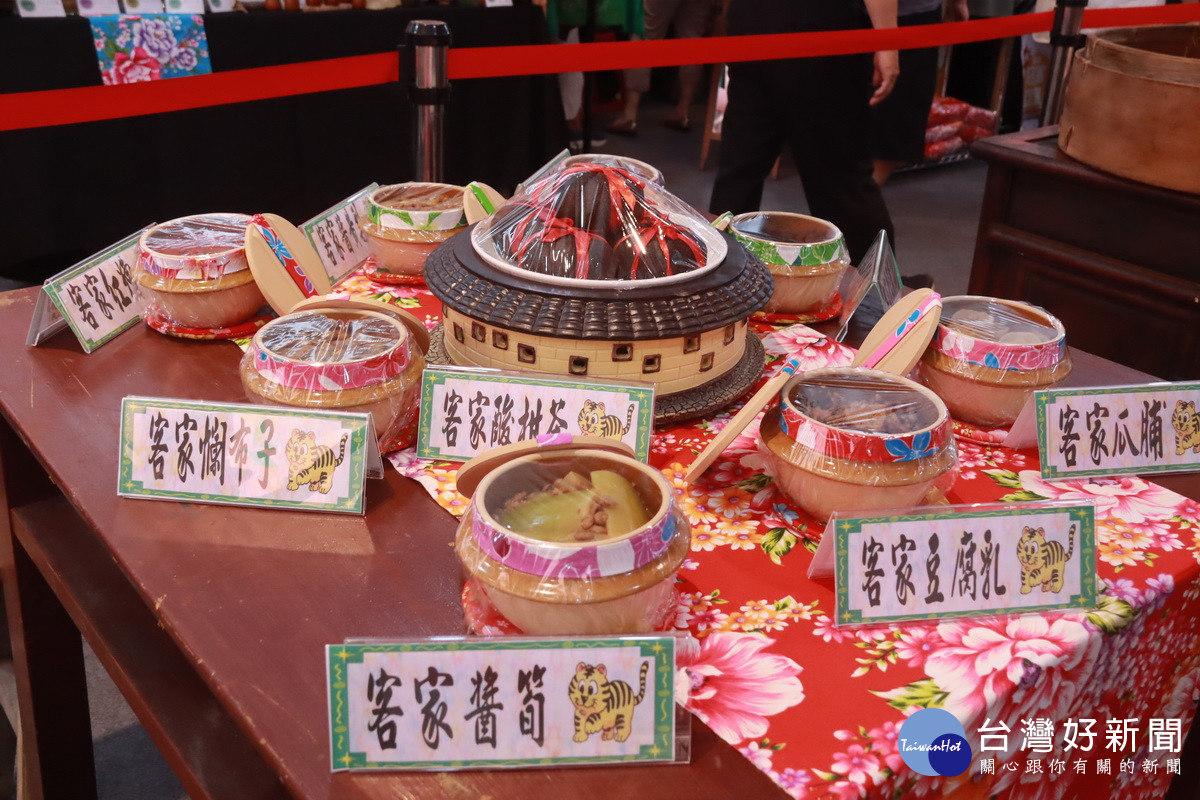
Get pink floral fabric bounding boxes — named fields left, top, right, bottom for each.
left=90, top=15, right=211, bottom=86
left=339, top=269, right=1200, bottom=799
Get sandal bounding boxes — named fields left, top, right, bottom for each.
left=660, top=114, right=691, bottom=132
left=605, top=119, right=638, bottom=137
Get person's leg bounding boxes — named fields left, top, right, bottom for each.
left=608, top=0, right=676, bottom=132
left=788, top=53, right=894, bottom=262
left=661, top=0, right=715, bottom=128
left=709, top=66, right=786, bottom=215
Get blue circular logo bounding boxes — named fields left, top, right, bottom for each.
left=897, top=708, right=972, bottom=777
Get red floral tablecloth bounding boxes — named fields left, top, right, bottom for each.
left=340, top=268, right=1200, bottom=800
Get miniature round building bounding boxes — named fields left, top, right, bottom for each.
left=424, top=165, right=773, bottom=423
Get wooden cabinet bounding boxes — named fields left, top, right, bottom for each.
left=968, top=127, right=1200, bottom=380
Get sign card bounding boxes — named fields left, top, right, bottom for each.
left=76, top=0, right=122, bottom=16
left=812, top=503, right=1096, bottom=626
left=302, top=184, right=379, bottom=286
left=29, top=230, right=145, bottom=352
left=418, top=367, right=655, bottom=462
left=15, top=0, right=65, bottom=16
left=1037, top=382, right=1200, bottom=479
left=327, top=636, right=678, bottom=770
left=119, top=397, right=381, bottom=514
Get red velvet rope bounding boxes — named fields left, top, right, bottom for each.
left=1, top=4, right=1198, bottom=133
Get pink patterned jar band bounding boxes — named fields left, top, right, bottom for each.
left=248, top=339, right=411, bottom=392
left=777, top=405, right=951, bottom=464
left=471, top=503, right=676, bottom=580
left=931, top=324, right=1067, bottom=371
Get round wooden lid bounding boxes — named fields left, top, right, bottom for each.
left=455, top=435, right=635, bottom=499
left=850, top=288, right=942, bottom=376
left=244, top=213, right=334, bottom=316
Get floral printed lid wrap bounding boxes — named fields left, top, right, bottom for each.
left=932, top=296, right=1069, bottom=373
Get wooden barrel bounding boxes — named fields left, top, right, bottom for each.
left=1059, top=24, right=1200, bottom=194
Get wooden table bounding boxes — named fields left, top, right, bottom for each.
left=0, top=288, right=786, bottom=800
left=968, top=126, right=1200, bottom=381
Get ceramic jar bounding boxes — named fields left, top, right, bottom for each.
left=729, top=212, right=850, bottom=315
left=455, top=447, right=690, bottom=635
left=240, top=307, right=425, bottom=452
left=361, top=183, right=467, bottom=276
left=135, top=213, right=265, bottom=329
left=918, top=296, right=1072, bottom=428
left=759, top=367, right=957, bottom=521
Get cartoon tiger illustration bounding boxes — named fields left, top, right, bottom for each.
left=284, top=430, right=348, bottom=494
left=569, top=661, right=648, bottom=744
left=1171, top=400, right=1200, bottom=456
left=577, top=400, right=634, bottom=440
left=1017, top=524, right=1075, bottom=594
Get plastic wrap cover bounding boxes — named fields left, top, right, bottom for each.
left=729, top=212, right=850, bottom=276
left=240, top=309, right=423, bottom=451
left=248, top=310, right=410, bottom=391
left=472, top=163, right=725, bottom=285
left=364, top=182, right=467, bottom=244
left=933, top=296, right=1068, bottom=373
left=458, top=452, right=690, bottom=609
left=558, top=153, right=664, bottom=185
left=142, top=213, right=250, bottom=259
left=139, top=213, right=252, bottom=280
left=772, top=368, right=956, bottom=480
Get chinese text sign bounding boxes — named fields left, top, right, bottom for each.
left=303, top=184, right=378, bottom=286
left=119, top=397, right=370, bottom=514
left=1037, top=383, right=1200, bottom=479
left=328, top=637, right=677, bottom=770
left=418, top=368, right=654, bottom=462
left=38, top=230, right=145, bottom=352
left=833, top=504, right=1096, bottom=626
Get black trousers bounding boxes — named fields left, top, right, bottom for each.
left=709, top=0, right=895, bottom=263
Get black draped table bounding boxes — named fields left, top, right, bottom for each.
left=0, top=3, right=566, bottom=284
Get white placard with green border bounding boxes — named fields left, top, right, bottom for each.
left=303, top=184, right=379, bottom=286
left=418, top=367, right=654, bottom=463
left=15, top=0, right=64, bottom=15
left=1036, top=382, right=1200, bottom=479
left=119, top=397, right=382, bottom=514
left=811, top=502, right=1096, bottom=626
left=163, top=0, right=204, bottom=12
left=29, top=229, right=147, bottom=352
left=327, top=636, right=679, bottom=771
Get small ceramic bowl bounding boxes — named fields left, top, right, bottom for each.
left=135, top=213, right=265, bottom=329
left=241, top=307, right=425, bottom=452
left=361, top=182, right=467, bottom=276
left=455, top=448, right=689, bottom=635
left=918, top=296, right=1072, bottom=428
left=759, top=367, right=957, bottom=521
left=729, top=212, right=850, bottom=314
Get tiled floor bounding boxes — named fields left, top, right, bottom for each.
left=31, top=95, right=989, bottom=800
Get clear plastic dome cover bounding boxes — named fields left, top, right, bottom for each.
left=472, top=163, right=726, bottom=288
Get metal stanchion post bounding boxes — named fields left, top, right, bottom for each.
left=403, top=20, right=451, bottom=182
left=1040, top=0, right=1087, bottom=127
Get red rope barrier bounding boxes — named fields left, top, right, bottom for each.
left=2, top=3, right=1198, bottom=133
left=0, top=52, right=395, bottom=132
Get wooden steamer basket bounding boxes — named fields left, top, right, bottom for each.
left=1059, top=24, right=1200, bottom=194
